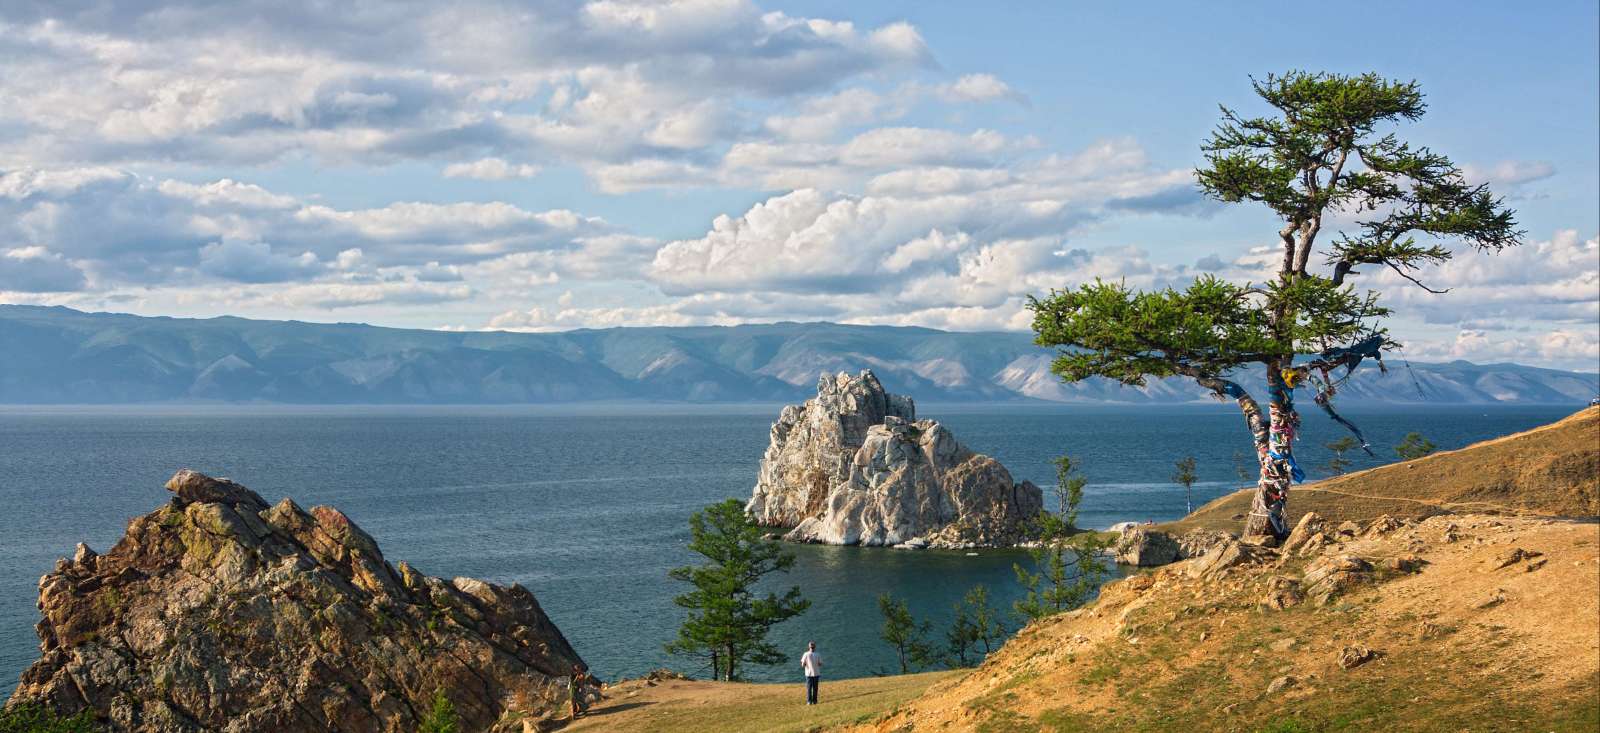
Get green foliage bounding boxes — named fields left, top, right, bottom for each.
left=1051, top=455, right=1088, bottom=522
left=417, top=689, right=459, bottom=733
left=665, top=499, right=809, bottom=681
left=1394, top=432, right=1437, bottom=460
left=1031, top=70, right=1518, bottom=386
left=1014, top=455, right=1114, bottom=622
left=1172, top=455, right=1198, bottom=514
left=877, top=593, right=936, bottom=674
left=945, top=584, right=1007, bottom=667
left=1325, top=436, right=1359, bottom=475
left=0, top=704, right=99, bottom=733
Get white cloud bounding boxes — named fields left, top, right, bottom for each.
left=1367, top=230, right=1598, bottom=326
left=442, top=158, right=541, bottom=180
left=0, top=167, right=623, bottom=301
left=0, top=0, right=940, bottom=180
left=935, top=73, right=1023, bottom=103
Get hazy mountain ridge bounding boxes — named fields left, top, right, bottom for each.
left=1, top=305, right=1593, bottom=405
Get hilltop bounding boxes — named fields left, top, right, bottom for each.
left=1167, top=406, right=1600, bottom=534
left=1, top=304, right=1595, bottom=405
left=852, top=407, right=1600, bottom=732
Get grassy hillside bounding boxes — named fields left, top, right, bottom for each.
left=859, top=514, right=1599, bottom=732
left=1165, top=406, right=1600, bottom=536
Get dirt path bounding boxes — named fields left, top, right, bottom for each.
left=560, top=671, right=958, bottom=732
left=1290, top=484, right=1523, bottom=514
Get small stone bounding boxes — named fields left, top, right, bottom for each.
left=1474, top=589, right=1508, bottom=609
left=1485, top=547, right=1541, bottom=571
left=1269, top=637, right=1298, bottom=652
left=1266, top=675, right=1298, bottom=694
left=1338, top=645, right=1380, bottom=669
left=72, top=543, right=97, bottom=566
left=1387, top=554, right=1426, bottom=573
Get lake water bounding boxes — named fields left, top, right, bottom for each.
left=0, top=402, right=1579, bottom=689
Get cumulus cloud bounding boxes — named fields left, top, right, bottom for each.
left=0, top=0, right=941, bottom=180
left=1365, top=230, right=1598, bottom=326
left=442, top=158, right=541, bottom=180
left=0, top=167, right=626, bottom=305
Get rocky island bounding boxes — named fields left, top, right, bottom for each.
left=8, top=470, right=584, bottom=732
left=746, top=371, right=1044, bottom=548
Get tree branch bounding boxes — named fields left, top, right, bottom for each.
left=1385, top=261, right=1449, bottom=294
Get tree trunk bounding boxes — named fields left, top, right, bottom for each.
left=1245, top=368, right=1297, bottom=539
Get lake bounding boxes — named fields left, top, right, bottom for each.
left=0, top=402, right=1580, bottom=688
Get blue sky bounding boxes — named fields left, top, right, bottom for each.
left=0, top=1, right=1595, bottom=369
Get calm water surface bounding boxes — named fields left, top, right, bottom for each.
left=0, top=402, right=1577, bottom=688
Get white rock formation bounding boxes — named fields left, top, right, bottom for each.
left=746, top=370, right=1043, bottom=547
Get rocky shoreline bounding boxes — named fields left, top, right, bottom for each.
left=8, top=470, right=584, bottom=732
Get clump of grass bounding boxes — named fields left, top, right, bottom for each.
left=0, top=702, right=100, bottom=733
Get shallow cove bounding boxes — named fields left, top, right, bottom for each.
left=0, top=402, right=1576, bottom=687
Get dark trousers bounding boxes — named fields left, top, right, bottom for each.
left=806, top=675, right=819, bottom=704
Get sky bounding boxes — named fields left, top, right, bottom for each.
left=0, top=0, right=1596, bottom=370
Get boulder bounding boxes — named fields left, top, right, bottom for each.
left=747, top=371, right=1042, bottom=547
left=1115, top=527, right=1180, bottom=566
left=1260, top=576, right=1304, bottom=611
left=1177, top=529, right=1235, bottom=559
left=1302, top=554, right=1374, bottom=605
left=1188, top=540, right=1277, bottom=580
left=1338, top=645, right=1381, bottom=669
left=10, top=470, right=585, bottom=732
left=1280, top=512, right=1326, bottom=555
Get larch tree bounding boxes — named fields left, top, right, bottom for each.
left=666, top=499, right=809, bottom=681
left=1030, top=72, right=1520, bottom=539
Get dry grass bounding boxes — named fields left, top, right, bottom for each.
left=1164, top=406, right=1599, bottom=536
left=564, top=671, right=960, bottom=733
left=856, top=514, right=1600, bottom=732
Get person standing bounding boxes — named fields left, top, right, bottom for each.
left=800, top=641, right=822, bottom=705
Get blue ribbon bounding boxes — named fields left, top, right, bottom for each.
left=1269, top=450, right=1305, bottom=483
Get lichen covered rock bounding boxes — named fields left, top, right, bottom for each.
left=1114, top=527, right=1180, bottom=566
left=9, top=470, right=584, bottom=732
left=746, top=371, right=1042, bottom=547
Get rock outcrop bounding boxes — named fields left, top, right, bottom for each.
left=1114, top=527, right=1180, bottom=566
left=746, top=371, right=1043, bottom=547
left=8, top=470, right=583, bottom=733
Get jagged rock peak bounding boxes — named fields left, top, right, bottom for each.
left=9, top=469, right=584, bottom=733
left=746, top=370, right=1042, bottom=548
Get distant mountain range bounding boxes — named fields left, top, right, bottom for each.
left=1, top=305, right=1594, bottom=405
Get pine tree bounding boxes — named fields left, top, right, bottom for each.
left=878, top=593, right=935, bottom=674
left=665, top=499, right=809, bottom=681
left=1173, top=455, right=1199, bottom=514
left=1394, top=432, right=1437, bottom=460
left=1014, top=455, right=1113, bottom=621
left=1031, top=71, right=1520, bottom=539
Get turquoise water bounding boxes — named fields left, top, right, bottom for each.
left=0, top=403, right=1579, bottom=688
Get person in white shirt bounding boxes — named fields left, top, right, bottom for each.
left=800, top=641, right=821, bottom=705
